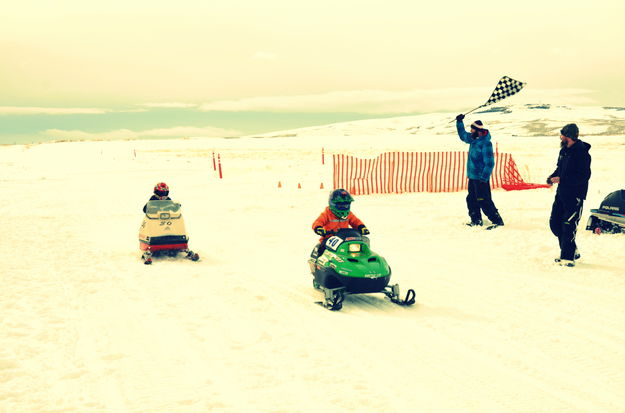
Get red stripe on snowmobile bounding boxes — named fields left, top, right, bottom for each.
left=139, top=241, right=188, bottom=251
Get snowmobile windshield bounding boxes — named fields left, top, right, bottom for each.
left=145, top=200, right=181, bottom=215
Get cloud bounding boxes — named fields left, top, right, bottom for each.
left=0, top=106, right=110, bottom=115
left=43, top=125, right=242, bottom=141
left=520, top=88, right=596, bottom=105
left=139, top=102, right=199, bottom=109
left=251, top=51, right=278, bottom=60
left=198, top=88, right=598, bottom=114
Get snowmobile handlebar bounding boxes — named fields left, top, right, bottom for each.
left=325, top=228, right=369, bottom=238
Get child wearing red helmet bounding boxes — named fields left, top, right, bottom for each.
left=143, top=182, right=171, bottom=213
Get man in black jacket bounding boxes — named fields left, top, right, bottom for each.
left=547, top=124, right=591, bottom=267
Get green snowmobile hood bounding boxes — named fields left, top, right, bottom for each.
left=316, top=239, right=390, bottom=279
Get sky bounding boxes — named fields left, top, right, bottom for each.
left=2, top=0, right=625, bottom=143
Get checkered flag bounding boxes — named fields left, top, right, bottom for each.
left=480, top=76, right=526, bottom=108
left=451, top=75, right=526, bottom=122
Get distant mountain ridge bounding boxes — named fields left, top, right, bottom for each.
left=255, top=104, right=625, bottom=138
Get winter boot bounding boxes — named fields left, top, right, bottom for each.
left=555, top=248, right=580, bottom=263
left=555, top=259, right=575, bottom=267
left=466, top=219, right=483, bottom=227
left=489, top=212, right=504, bottom=226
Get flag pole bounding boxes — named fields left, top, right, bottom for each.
left=448, top=104, right=484, bottom=123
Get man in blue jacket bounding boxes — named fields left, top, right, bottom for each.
left=456, top=114, right=504, bottom=228
left=547, top=123, right=591, bottom=267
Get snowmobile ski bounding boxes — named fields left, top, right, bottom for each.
left=315, top=287, right=346, bottom=311
left=314, top=284, right=416, bottom=311
left=383, top=283, right=416, bottom=306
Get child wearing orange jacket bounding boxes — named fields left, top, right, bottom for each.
left=312, top=189, right=369, bottom=256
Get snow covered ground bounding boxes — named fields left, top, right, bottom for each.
left=2, top=105, right=625, bottom=412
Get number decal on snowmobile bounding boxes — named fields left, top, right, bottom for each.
left=325, top=236, right=343, bottom=250
left=159, top=221, right=172, bottom=226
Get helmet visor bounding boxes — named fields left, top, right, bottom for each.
left=334, top=202, right=350, bottom=211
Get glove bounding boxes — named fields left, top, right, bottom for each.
left=456, top=114, right=465, bottom=122
left=314, top=226, right=326, bottom=236
left=358, top=225, right=370, bottom=235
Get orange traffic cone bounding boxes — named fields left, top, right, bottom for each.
left=278, top=181, right=282, bottom=188
left=320, top=182, right=324, bottom=189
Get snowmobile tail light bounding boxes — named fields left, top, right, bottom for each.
left=348, top=243, right=361, bottom=253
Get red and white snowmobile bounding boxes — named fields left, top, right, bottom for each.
left=138, top=200, right=200, bottom=264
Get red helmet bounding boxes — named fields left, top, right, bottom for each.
left=154, top=182, right=169, bottom=198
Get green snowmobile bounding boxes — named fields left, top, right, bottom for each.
left=308, top=228, right=415, bottom=310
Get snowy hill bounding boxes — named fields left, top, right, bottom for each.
left=254, top=103, right=625, bottom=139
left=2, top=105, right=625, bottom=412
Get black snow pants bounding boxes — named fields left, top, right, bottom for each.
left=549, top=193, right=584, bottom=260
left=466, top=179, right=503, bottom=224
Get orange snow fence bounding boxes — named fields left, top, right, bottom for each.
left=332, top=151, right=550, bottom=195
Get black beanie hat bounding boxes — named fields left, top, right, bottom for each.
left=560, top=123, right=579, bottom=140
